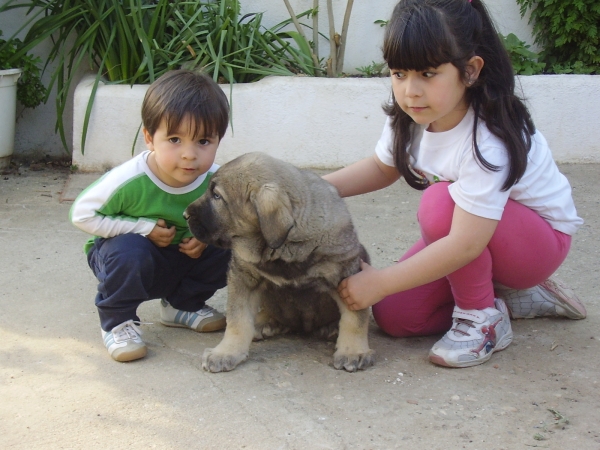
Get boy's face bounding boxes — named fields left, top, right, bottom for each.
left=143, top=117, right=220, bottom=188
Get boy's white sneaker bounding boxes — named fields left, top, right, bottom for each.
left=160, top=299, right=226, bottom=332
left=497, top=277, right=586, bottom=320
left=102, top=320, right=147, bottom=362
left=429, top=298, right=513, bottom=368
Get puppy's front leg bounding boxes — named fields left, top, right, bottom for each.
left=202, top=278, right=260, bottom=372
left=332, top=294, right=375, bottom=372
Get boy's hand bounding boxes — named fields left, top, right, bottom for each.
left=147, top=219, right=176, bottom=247
left=179, top=237, right=207, bottom=259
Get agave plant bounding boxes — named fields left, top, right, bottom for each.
left=170, top=1, right=320, bottom=83
left=0, top=0, right=319, bottom=153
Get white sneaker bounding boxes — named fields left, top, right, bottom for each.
left=101, top=320, right=147, bottom=362
left=497, top=278, right=586, bottom=320
left=160, top=299, right=226, bottom=332
left=429, top=298, right=513, bottom=368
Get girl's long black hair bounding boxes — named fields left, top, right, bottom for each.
left=383, top=0, right=535, bottom=191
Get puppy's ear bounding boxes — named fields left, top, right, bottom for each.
left=251, top=183, right=294, bottom=249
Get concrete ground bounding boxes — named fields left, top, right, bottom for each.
left=1, top=163, right=599, bottom=450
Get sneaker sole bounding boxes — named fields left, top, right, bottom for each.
left=111, top=345, right=147, bottom=362
left=540, top=279, right=587, bottom=320
left=160, top=318, right=226, bottom=333
left=429, top=330, right=514, bottom=368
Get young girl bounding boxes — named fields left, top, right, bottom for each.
left=323, top=0, right=586, bottom=368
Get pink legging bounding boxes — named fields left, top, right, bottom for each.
left=372, top=182, right=571, bottom=337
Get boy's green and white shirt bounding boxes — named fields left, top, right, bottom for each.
left=69, top=150, right=218, bottom=254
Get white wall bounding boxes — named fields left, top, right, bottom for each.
left=1, top=0, right=533, bottom=159
left=72, top=74, right=600, bottom=172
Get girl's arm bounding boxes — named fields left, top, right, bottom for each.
left=323, top=154, right=400, bottom=198
left=338, top=205, right=499, bottom=310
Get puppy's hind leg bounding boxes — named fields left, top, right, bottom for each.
left=312, top=322, right=339, bottom=341
left=332, top=294, right=374, bottom=372
left=253, top=309, right=290, bottom=341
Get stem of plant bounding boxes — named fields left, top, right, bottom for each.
left=336, top=0, right=354, bottom=75
left=326, top=0, right=337, bottom=76
left=282, top=0, right=321, bottom=74
left=312, top=0, right=320, bottom=74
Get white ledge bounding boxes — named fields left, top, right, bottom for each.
left=73, top=74, right=600, bottom=172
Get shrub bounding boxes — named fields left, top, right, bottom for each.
left=0, top=31, right=46, bottom=108
left=500, top=33, right=545, bottom=75
left=355, top=61, right=388, bottom=78
left=516, top=0, right=599, bottom=74
left=0, top=0, right=318, bottom=152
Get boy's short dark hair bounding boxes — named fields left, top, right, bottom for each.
left=141, top=70, right=230, bottom=140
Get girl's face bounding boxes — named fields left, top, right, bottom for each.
left=143, top=116, right=220, bottom=188
left=390, top=63, right=470, bottom=133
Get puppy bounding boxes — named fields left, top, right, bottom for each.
left=184, top=152, right=374, bottom=372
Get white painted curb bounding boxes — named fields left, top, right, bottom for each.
left=73, top=74, right=600, bottom=172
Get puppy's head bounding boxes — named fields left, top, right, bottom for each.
left=184, top=153, right=295, bottom=250
left=184, top=173, right=231, bottom=248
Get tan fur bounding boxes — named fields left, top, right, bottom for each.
left=184, top=152, right=374, bottom=372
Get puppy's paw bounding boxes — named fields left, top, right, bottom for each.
left=202, top=347, right=248, bottom=372
left=333, top=349, right=375, bottom=372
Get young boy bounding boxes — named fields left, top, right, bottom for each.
left=70, top=70, right=231, bottom=362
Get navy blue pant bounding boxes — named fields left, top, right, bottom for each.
left=87, top=233, right=230, bottom=331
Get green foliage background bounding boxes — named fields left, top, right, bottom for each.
left=0, top=0, right=318, bottom=152
left=516, top=0, right=599, bottom=74
left=0, top=31, right=46, bottom=108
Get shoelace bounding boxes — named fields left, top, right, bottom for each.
left=451, top=318, right=475, bottom=337
left=196, top=305, right=215, bottom=317
left=164, top=300, right=216, bottom=318
left=112, top=320, right=150, bottom=342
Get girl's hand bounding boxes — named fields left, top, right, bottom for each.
left=147, top=219, right=176, bottom=247
left=337, top=260, right=386, bottom=311
left=179, top=237, right=207, bottom=259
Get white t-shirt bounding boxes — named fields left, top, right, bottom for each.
left=375, top=109, right=583, bottom=235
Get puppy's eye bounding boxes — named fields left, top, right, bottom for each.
left=209, top=181, right=222, bottom=200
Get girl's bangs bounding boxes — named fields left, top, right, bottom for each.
left=384, top=11, right=457, bottom=71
